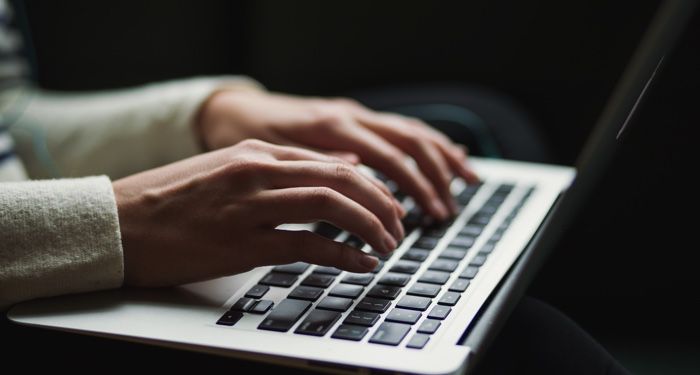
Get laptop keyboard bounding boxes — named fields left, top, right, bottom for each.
left=217, top=181, right=535, bottom=349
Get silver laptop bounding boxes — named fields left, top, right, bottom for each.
left=8, top=1, right=695, bottom=373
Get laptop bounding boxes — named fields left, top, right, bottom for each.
left=8, top=1, right=695, bottom=373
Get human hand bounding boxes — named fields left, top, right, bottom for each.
left=196, top=91, right=480, bottom=220
left=113, top=140, right=404, bottom=287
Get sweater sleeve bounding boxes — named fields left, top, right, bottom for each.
left=10, top=76, right=263, bottom=180
left=0, top=176, right=122, bottom=310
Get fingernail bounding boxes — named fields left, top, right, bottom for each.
left=384, top=232, right=397, bottom=252
left=431, top=199, right=449, bottom=220
left=359, top=254, right=379, bottom=270
left=395, top=200, right=407, bottom=217
left=394, top=218, right=405, bottom=240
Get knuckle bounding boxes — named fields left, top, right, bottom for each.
left=238, top=138, right=268, bottom=150
left=333, top=163, right=357, bottom=183
left=309, top=108, right=347, bottom=131
left=367, top=214, right=384, bottom=233
left=309, top=187, right=338, bottom=208
left=221, top=158, right=274, bottom=188
left=333, top=97, right=362, bottom=108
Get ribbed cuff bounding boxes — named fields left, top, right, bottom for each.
left=0, top=176, right=123, bottom=310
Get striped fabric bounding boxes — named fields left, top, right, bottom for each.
left=0, top=0, right=28, bottom=181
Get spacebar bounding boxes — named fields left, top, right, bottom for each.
left=258, top=299, right=312, bottom=332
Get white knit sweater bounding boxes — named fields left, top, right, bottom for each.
left=0, top=76, right=261, bottom=310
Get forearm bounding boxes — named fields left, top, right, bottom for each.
left=10, top=76, right=263, bottom=179
left=0, top=177, right=123, bottom=310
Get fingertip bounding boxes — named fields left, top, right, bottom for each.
left=358, top=254, right=379, bottom=271
left=383, top=232, right=398, bottom=252
left=395, top=200, right=407, bottom=218
left=430, top=198, right=450, bottom=220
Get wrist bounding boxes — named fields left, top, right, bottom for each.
left=194, top=88, right=261, bottom=151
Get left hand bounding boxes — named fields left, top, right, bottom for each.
left=196, top=90, right=480, bottom=220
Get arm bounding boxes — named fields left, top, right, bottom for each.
left=10, top=76, right=262, bottom=179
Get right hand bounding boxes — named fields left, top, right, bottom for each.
left=113, top=139, right=405, bottom=287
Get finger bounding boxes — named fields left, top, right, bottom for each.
left=267, top=230, right=378, bottom=273
left=325, top=151, right=361, bottom=165
left=436, top=142, right=481, bottom=185
left=362, top=123, right=457, bottom=215
left=252, top=187, right=398, bottom=253
left=362, top=170, right=407, bottom=217
left=404, top=118, right=481, bottom=184
left=264, top=161, right=404, bottom=240
left=260, top=142, right=354, bottom=165
left=331, top=125, right=450, bottom=220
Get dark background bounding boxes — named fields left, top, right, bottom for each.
left=10, top=0, right=700, bottom=373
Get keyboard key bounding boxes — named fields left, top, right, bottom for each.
left=344, top=235, right=365, bottom=249
left=369, top=250, right=393, bottom=261
left=457, top=185, right=481, bottom=204
left=470, top=254, right=488, bottom=267
left=386, top=308, right=422, bottom=324
left=216, top=311, right=243, bottom=326
left=367, top=285, right=402, bottom=300
left=460, top=225, right=483, bottom=237
left=245, top=284, right=270, bottom=299
left=313, top=266, right=342, bottom=275
left=421, top=227, right=448, bottom=238
left=329, top=284, right=364, bottom=299
left=378, top=273, right=411, bottom=287
left=301, top=274, right=335, bottom=288
left=413, top=237, right=440, bottom=250
left=260, top=272, right=298, bottom=287
left=396, top=296, right=432, bottom=311
left=356, top=297, right=391, bottom=313
left=342, top=273, right=375, bottom=286
left=402, top=207, right=425, bottom=233
left=295, top=309, right=342, bottom=336
left=402, top=248, right=430, bottom=262
left=332, top=324, right=369, bottom=341
left=418, top=270, right=451, bottom=285
left=316, top=296, right=354, bottom=312
left=496, top=183, right=515, bottom=193
left=343, top=310, right=380, bottom=327
left=407, top=283, right=441, bottom=298
left=273, top=262, right=310, bottom=274
left=459, top=266, right=479, bottom=279
left=449, top=279, right=470, bottom=292
left=249, top=299, right=274, bottom=314
left=480, top=243, right=496, bottom=254
left=429, top=259, right=460, bottom=272
left=450, top=235, right=475, bottom=248
left=258, top=299, right=312, bottom=332
left=288, top=286, right=324, bottom=301
left=371, top=260, right=385, bottom=273
left=370, top=322, right=411, bottom=346
left=417, top=319, right=441, bottom=334
left=406, top=333, right=431, bottom=349
left=230, top=297, right=255, bottom=312
left=438, top=292, right=461, bottom=306
left=315, top=222, right=342, bottom=239
left=440, top=248, right=467, bottom=260
left=480, top=205, right=499, bottom=216
left=390, top=260, right=421, bottom=274
left=428, top=305, right=451, bottom=320
left=469, top=213, right=491, bottom=226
